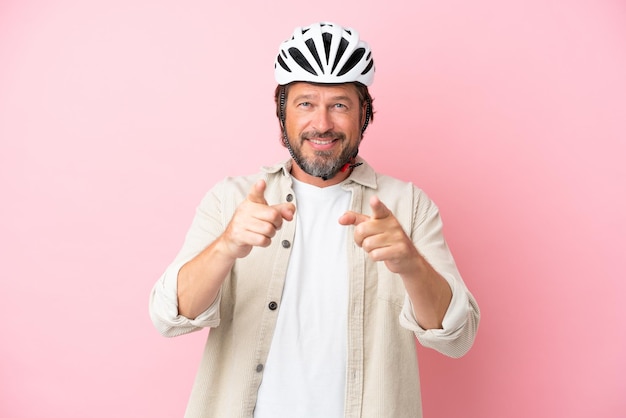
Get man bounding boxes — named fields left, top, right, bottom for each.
left=150, top=22, right=480, bottom=418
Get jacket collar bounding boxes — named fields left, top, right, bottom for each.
left=261, top=156, right=378, bottom=190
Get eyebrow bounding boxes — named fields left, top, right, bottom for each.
left=291, top=94, right=355, bottom=103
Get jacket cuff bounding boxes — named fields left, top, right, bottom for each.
left=399, top=272, right=469, bottom=339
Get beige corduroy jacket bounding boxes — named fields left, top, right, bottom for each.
left=150, top=158, right=480, bottom=418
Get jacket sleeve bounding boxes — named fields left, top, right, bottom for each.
left=398, top=186, right=481, bottom=358
left=149, top=182, right=229, bottom=338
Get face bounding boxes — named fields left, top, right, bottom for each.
left=283, top=82, right=364, bottom=185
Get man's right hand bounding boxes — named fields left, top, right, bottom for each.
left=220, top=179, right=296, bottom=259
left=177, top=179, right=295, bottom=318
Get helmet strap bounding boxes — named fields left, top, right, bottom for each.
left=361, top=97, right=372, bottom=134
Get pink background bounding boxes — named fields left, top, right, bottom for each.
left=1, top=0, right=625, bottom=417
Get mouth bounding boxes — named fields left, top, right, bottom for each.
left=308, top=137, right=337, bottom=145
left=305, top=136, right=339, bottom=151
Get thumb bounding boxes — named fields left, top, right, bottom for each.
left=338, top=211, right=370, bottom=226
left=247, top=179, right=268, bottom=205
left=369, top=196, right=390, bottom=220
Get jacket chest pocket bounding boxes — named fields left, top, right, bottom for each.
left=371, top=261, right=406, bottom=308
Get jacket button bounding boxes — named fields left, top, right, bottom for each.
left=281, top=240, right=291, bottom=248
left=286, top=193, right=293, bottom=202
left=256, top=364, right=264, bottom=373
left=268, top=301, right=278, bottom=310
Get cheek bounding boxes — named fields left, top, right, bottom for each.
left=337, top=117, right=362, bottom=137
left=285, top=114, right=308, bottom=134
left=285, top=121, right=301, bottom=139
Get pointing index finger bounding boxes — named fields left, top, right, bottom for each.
left=247, top=179, right=268, bottom=205
left=369, top=196, right=390, bottom=220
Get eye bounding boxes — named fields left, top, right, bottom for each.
left=333, top=103, right=348, bottom=110
left=298, top=102, right=311, bottom=108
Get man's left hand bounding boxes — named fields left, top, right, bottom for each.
left=339, top=196, right=419, bottom=276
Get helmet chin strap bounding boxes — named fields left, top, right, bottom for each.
left=339, top=158, right=363, bottom=174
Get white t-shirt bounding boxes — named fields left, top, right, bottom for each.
left=254, top=178, right=351, bottom=418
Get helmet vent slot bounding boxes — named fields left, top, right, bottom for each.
left=304, top=39, right=324, bottom=74
left=361, top=59, right=374, bottom=75
left=331, top=37, right=349, bottom=73
left=288, top=47, right=318, bottom=76
left=277, top=55, right=291, bottom=73
left=337, top=48, right=365, bottom=77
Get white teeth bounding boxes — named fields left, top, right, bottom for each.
left=310, top=138, right=333, bottom=145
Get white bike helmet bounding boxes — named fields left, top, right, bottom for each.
left=275, top=22, right=375, bottom=86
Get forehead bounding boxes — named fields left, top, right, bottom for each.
left=287, top=82, right=359, bottom=101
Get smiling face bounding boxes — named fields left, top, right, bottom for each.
left=283, top=82, right=365, bottom=186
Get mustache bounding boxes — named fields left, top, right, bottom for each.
left=301, top=131, right=346, bottom=141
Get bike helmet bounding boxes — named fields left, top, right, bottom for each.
left=274, top=22, right=375, bottom=86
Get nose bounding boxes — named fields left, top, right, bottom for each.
left=312, top=108, right=333, bottom=133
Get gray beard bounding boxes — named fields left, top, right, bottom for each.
left=291, top=140, right=359, bottom=180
